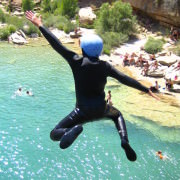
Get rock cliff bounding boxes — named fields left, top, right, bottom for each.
left=122, top=0, right=180, bottom=27
left=2, top=0, right=180, bottom=27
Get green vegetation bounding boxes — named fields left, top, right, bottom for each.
left=41, top=0, right=78, bottom=18
left=43, top=13, right=76, bottom=33
left=101, top=32, right=128, bottom=55
left=0, top=4, right=75, bottom=40
left=22, top=0, right=34, bottom=11
left=0, top=25, right=17, bottom=40
left=40, top=0, right=79, bottom=33
left=57, top=0, right=78, bottom=18
left=144, top=37, right=165, bottom=54
left=0, top=8, right=40, bottom=40
left=0, top=8, right=6, bottom=23
left=95, top=0, right=137, bottom=54
left=1, top=0, right=136, bottom=46
left=170, top=41, right=180, bottom=56
left=42, top=0, right=51, bottom=12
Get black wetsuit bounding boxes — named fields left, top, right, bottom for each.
left=39, top=26, right=149, bottom=161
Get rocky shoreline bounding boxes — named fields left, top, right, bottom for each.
left=1, top=23, right=180, bottom=105
left=99, top=34, right=180, bottom=105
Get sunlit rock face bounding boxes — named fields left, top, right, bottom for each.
left=122, top=0, right=180, bottom=27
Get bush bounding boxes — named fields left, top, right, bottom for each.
left=101, top=32, right=128, bottom=47
left=41, top=0, right=51, bottom=12
left=0, top=8, right=6, bottom=23
left=0, top=27, right=10, bottom=40
left=5, top=15, right=26, bottom=29
left=101, top=32, right=128, bottom=54
left=43, top=13, right=76, bottom=33
left=95, top=1, right=136, bottom=35
left=0, top=25, right=17, bottom=40
left=171, top=41, right=180, bottom=56
left=8, top=24, right=17, bottom=33
left=144, top=37, right=165, bottom=54
left=41, top=0, right=78, bottom=18
left=25, top=23, right=40, bottom=35
left=22, top=0, right=34, bottom=12
left=80, top=23, right=94, bottom=29
left=103, top=44, right=111, bottom=55
left=95, top=0, right=136, bottom=54
left=54, top=0, right=78, bottom=18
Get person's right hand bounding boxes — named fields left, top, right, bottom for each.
left=25, top=11, right=43, bottom=27
left=148, top=90, right=160, bottom=101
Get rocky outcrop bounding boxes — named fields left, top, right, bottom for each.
left=147, top=70, right=164, bottom=77
left=122, top=0, right=180, bottom=27
left=9, top=30, right=27, bottom=45
left=78, top=0, right=114, bottom=8
left=165, top=61, right=180, bottom=84
left=157, top=55, right=178, bottom=66
left=79, top=7, right=96, bottom=25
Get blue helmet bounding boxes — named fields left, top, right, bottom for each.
left=80, top=34, right=103, bottom=58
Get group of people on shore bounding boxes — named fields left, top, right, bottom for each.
left=122, top=52, right=180, bottom=93
left=122, top=52, right=159, bottom=76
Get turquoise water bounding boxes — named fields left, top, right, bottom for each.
left=0, top=42, right=180, bottom=179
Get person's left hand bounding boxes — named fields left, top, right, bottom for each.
left=25, top=11, right=43, bottom=27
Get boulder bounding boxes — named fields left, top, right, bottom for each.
left=50, top=28, right=74, bottom=44
left=170, top=84, right=180, bottom=93
left=165, top=63, right=180, bottom=84
left=157, top=56, right=177, bottom=66
left=0, top=23, right=7, bottom=28
left=30, top=33, right=39, bottom=38
left=50, top=28, right=68, bottom=39
left=79, top=7, right=96, bottom=25
left=9, top=31, right=27, bottom=45
left=157, top=51, right=167, bottom=56
left=69, top=32, right=81, bottom=38
left=12, top=11, right=24, bottom=16
left=17, top=29, right=26, bottom=39
left=122, top=0, right=180, bottom=27
left=147, top=70, right=164, bottom=77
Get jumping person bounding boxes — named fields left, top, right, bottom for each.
left=25, top=11, right=159, bottom=162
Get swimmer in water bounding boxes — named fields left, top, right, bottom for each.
left=15, top=87, right=22, bottom=96
left=156, top=150, right=168, bottom=160
left=26, top=90, right=33, bottom=96
left=26, top=11, right=159, bottom=162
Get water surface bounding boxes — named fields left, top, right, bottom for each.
left=0, top=42, right=180, bottom=179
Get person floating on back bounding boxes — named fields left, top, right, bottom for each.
left=25, top=11, right=159, bottom=162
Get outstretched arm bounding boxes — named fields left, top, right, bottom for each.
left=109, top=65, right=160, bottom=100
left=25, top=11, right=77, bottom=63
